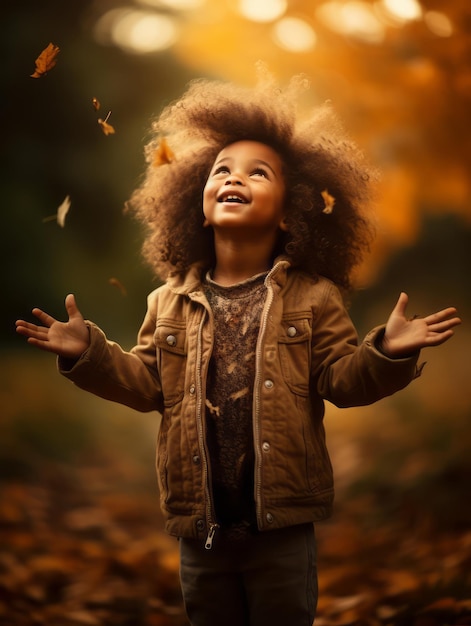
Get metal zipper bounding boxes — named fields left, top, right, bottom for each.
left=205, top=523, right=219, bottom=549
left=194, top=304, right=219, bottom=549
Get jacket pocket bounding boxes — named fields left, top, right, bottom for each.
left=154, top=319, right=187, bottom=406
left=278, top=314, right=311, bottom=396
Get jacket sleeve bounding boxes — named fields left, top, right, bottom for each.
left=312, top=282, right=422, bottom=407
left=57, top=292, right=163, bottom=413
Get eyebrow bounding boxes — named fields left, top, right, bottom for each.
left=214, top=157, right=278, bottom=178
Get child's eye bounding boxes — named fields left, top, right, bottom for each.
left=251, top=168, right=269, bottom=178
left=213, top=165, right=230, bottom=175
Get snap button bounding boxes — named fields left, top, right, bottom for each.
left=166, top=334, right=177, bottom=347
left=262, top=442, right=270, bottom=452
left=196, top=519, right=205, bottom=531
left=266, top=513, right=274, bottom=524
left=264, top=379, right=274, bottom=389
left=193, top=455, right=200, bottom=464
left=189, top=384, right=196, bottom=394
left=287, top=326, right=297, bottom=337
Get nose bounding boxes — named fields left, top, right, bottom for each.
left=224, top=173, right=244, bottom=185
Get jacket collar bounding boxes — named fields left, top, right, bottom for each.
left=166, top=262, right=207, bottom=295
left=266, top=256, right=291, bottom=289
left=166, top=256, right=293, bottom=296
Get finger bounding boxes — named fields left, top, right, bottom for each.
left=15, top=322, right=32, bottom=336
left=31, top=307, right=58, bottom=328
left=15, top=319, right=30, bottom=330
left=15, top=319, right=45, bottom=333
left=447, top=316, right=462, bottom=328
left=424, top=307, right=459, bottom=324
left=25, top=336, right=57, bottom=353
left=392, top=291, right=409, bottom=317
left=427, top=317, right=462, bottom=333
left=65, top=293, right=82, bottom=320
left=425, top=329, right=455, bottom=347
left=16, top=322, right=49, bottom=340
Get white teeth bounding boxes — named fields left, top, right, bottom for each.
left=220, top=194, right=246, bottom=203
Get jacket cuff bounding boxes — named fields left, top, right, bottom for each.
left=365, top=325, right=426, bottom=379
left=57, top=322, right=103, bottom=376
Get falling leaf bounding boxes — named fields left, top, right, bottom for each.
left=56, top=195, right=71, bottom=227
left=321, top=189, right=335, bottom=214
left=109, top=277, right=127, bottom=296
left=92, top=97, right=100, bottom=111
left=98, top=111, right=115, bottom=136
left=30, top=43, right=60, bottom=78
left=153, top=137, right=175, bottom=167
left=42, top=195, right=71, bottom=227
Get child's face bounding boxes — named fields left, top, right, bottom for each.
left=203, top=140, right=287, bottom=236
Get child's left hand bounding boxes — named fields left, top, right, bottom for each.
left=380, top=292, right=461, bottom=358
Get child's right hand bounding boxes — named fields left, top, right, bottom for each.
left=15, top=294, right=90, bottom=360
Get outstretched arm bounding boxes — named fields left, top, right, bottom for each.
left=380, top=292, right=461, bottom=358
left=15, top=294, right=90, bottom=359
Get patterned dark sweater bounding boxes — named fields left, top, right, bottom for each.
left=203, top=272, right=267, bottom=534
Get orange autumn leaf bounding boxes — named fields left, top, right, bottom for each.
left=321, top=189, right=335, bottom=214
left=98, top=111, right=115, bottom=136
left=100, top=121, right=115, bottom=136
left=108, top=277, right=127, bottom=296
left=153, top=137, right=175, bottom=167
left=92, top=97, right=101, bottom=111
left=30, top=43, right=60, bottom=78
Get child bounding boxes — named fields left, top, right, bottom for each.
left=16, top=67, right=461, bottom=626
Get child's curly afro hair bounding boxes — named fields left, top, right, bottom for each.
left=126, top=64, right=378, bottom=291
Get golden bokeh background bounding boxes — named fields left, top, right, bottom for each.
left=1, top=0, right=470, bottom=623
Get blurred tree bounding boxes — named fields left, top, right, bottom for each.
left=173, top=0, right=471, bottom=275
left=1, top=0, right=194, bottom=346
left=2, top=0, right=469, bottom=348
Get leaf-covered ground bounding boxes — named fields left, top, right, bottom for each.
left=1, top=355, right=470, bottom=625
left=1, top=460, right=470, bottom=626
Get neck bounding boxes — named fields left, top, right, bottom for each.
left=211, top=233, right=275, bottom=286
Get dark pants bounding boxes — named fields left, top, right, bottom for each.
left=179, top=523, right=317, bottom=626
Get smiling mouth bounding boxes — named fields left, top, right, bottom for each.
left=217, top=192, right=248, bottom=204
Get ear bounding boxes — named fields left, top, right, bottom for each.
left=279, top=217, right=289, bottom=232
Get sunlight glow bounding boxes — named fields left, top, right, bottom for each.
left=316, top=2, right=385, bottom=43
left=136, top=0, right=206, bottom=9
left=379, top=0, right=422, bottom=23
left=424, top=11, right=453, bottom=37
left=94, top=9, right=178, bottom=53
left=238, top=0, right=287, bottom=23
left=272, top=17, right=317, bottom=52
